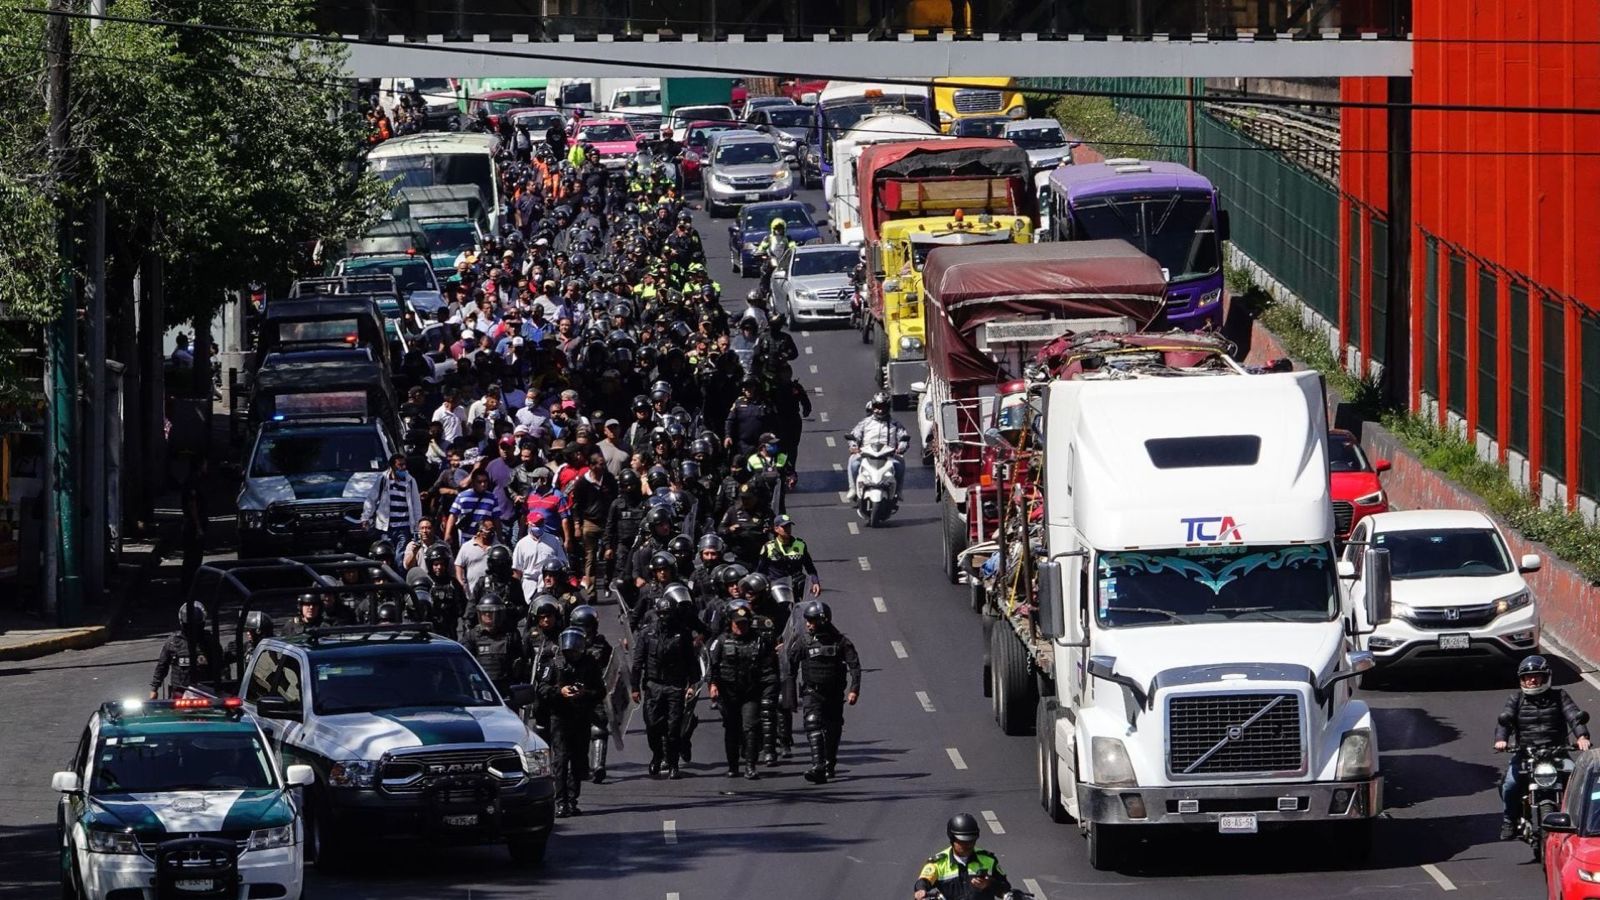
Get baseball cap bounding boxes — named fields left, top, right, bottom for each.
left=561, top=399, right=578, bottom=410
left=603, top=418, right=621, bottom=428
left=526, top=509, right=547, bottom=526
left=460, top=328, right=475, bottom=340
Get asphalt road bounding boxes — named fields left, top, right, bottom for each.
left=1, top=184, right=1592, bottom=900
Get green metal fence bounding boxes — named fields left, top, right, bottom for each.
left=1446, top=255, right=1468, bottom=417
left=1510, top=283, right=1532, bottom=456
left=1022, top=77, right=1188, bottom=162
left=1370, top=217, right=1390, bottom=365
left=1583, top=313, right=1600, bottom=500
left=1477, top=269, right=1498, bottom=443
left=1543, top=297, right=1567, bottom=477
left=1197, top=109, right=1342, bottom=323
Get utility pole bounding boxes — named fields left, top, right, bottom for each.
left=83, top=0, right=107, bottom=613
left=43, top=0, right=82, bottom=625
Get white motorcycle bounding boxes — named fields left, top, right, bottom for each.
left=854, top=442, right=899, bottom=528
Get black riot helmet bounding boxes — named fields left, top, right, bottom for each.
left=667, top=533, right=694, bottom=565
left=619, top=468, right=642, bottom=493
left=558, top=626, right=587, bottom=654
left=1519, top=654, right=1553, bottom=696
left=486, top=545, right=513, bottom=580
left=664, top=582, right=695, bottom=610
left=297, top=593, right=321, bottom=620
left=644, top=505, right=676, bottom=535
left=425, top=543, right=453, bottom=569
left=375, top=601, right=402, bottom=624
left=648, top=551, right=677, bottom=578
left=947, top=813, right=982, bottom=844
left=726, top=599, right=753, bottom=629
left=738, top=572, right=771, bottom=601
left=244, top=611, right=274, bottom=639
left=653, top=595, right=675, bottom=617
left=406, top=570, right=435, bottom=590
left=532, top=595, right=564, bottom=625
left=569, top=604, right=600, bottom=637
left=177, top=601, right=206, bottom=634
left=801, top=600, right=832, bottom=624
left=541, top=559, right=571, bottom=583
left=476, top=596, right=506, bottom=630
left=697, top=533, right=725, bottom=554
left=369, top=538, right=395, bottom=563
left=720, top=562, right=750, bottom=587
left=647, top=464, right=673, bottom=490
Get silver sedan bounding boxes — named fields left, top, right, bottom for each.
left=771, top=244, right=862, bottom=326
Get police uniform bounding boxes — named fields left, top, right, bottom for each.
left=466, top=622, right=523, bottom=695
left=785, top=624, right=861, bottom=780
left=584, top=633, right=616, bottom=781
left=629, top=616, right=700, bottom=774
left=708, top=625, right=778, bottom=776
left=913, top=847, right=1012, bottom=900
left=536, top=649, right=604, bottom=811
left=757, top=536, right=818, bottom=593
left=150, top=630, right=223, bottom=699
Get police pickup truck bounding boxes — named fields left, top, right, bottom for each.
left=211, top=623, right=555, bottom=867
left=53, top=696, right=311, bottom=900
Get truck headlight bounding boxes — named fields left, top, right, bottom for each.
left=1494, top=590, right=1532, bottom=616
left=1196, top=288, right=1222, bottom=307
left=522, top=746, right=552, bottom=777
left=1353, top=489, right=1386, bottom=506
left=246, top=824, right=295, bottom=851
left=327, top=759, right=378, bottom=788
left=1007, top=105, right=1027, bottom=118
left=238, top=509, right=264, bottom=530
left=1091, top=737, right=1138, bottom=787
left=899, top=335, right=923, bottom=354
left=1533, top=760, right=1561, bottom=789
left=1335, top=728, right=1377, bottom=781
left=773, top=167, right=791, bottom=182
left=86, top=829, right=141, bottom=854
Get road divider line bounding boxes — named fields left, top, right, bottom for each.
left=837, top=490, right=850, bottom=502
left=832, top=463, right=844, bottom=471
left=1022, top=878, right=1045, bottom=899
left=858, top=556, right=872, bottom=571
left=804, top=345, right=814, bottom=355
left=813, top=386, right=824, bottom=395
left=668, top=894, right=681, bottom=900
left=946, top=748, right=968, bottom=770
left=825, top=435, right=836, bottom=447
left=847, top=521, right=860, bottom=535
left=916, top=690, right=935, bottom=712
left=981, top=810, right=1006, bottom=835
left=801, top=330, right=811, bottom=337
left=1420, top=864, right=1456, bottom=892
left=810, top=364, right=818, bottom=374
left=872, top=596, right=886, bottom=612
left=663, top=820, right=678, bottom=845
left=891, top=640, right=908, bottom=658
left=819, top=411, right=830, bottom=422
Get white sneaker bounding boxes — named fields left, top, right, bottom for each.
left=844, top=488, right=858, bottom=502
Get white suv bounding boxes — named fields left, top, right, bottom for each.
left=1344, top=509, right=1542, bottom=669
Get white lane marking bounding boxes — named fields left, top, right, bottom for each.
left=825, top=435, right=836, bottom=447
left=891, top=640, right=908, bottom=658
left=832, top=463, right=843, bottom=471
left=982, top=809, right=1006, bottom=835
left=804, top=345, right=814, bottom=355
left=813, top=386, right=824, bottom=395
left=801, top=330, right=812, bottom=337
left=809, top=364, right=818, bottom=374
left=916, top=690, right=935, bottom=712
left=1022, top=878, right=1046, bottom=899
left=872, top=596, right=886, bottom=612
left=946, top=747, right=968, bottom=770
left=663, top=820, right=678, bottom=845
left=819, top=411, right=830, bottom=422
left=668, top=894, right=681, bottom=900
left=858, top=556, right=872, bottom=571
left=847, top=521, right=860, bottom=535
left=837, top=490, right=850, bottom=502
left=1421, top=864, right=1457, bottom=892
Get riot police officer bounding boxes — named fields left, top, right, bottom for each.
left=537, top=627, right=604, bottom=817
left=570, top=605, right=615, bottom=784
left=539, top=559, right=589, bottom=614
left=473, top=545, right=521, bottom=618
left=225, top=611, right=274, bottom=667
left=150, top=602, right=223, bottom=699
left=629, top=596, right=701, bottom=779
left=629, top=550, right=680, bottom=631
left=466, top=594, right=523, bottom=695
left=784, top=601, right=861, bottom=784
left=708, top=600, right=779, bottom=779
left=279, top=593, right=322, bottom=638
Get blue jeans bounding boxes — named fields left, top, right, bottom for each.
left=1501, top=760, right=1525, bottom=821
left=387, top=528, right=413, bottom=570
left=847, top=455, right=903, bottom=497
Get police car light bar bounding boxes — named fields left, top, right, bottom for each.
left=102, top=696, right=244, bottom=720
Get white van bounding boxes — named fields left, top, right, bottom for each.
left=367, top=133, right=502, bottom=236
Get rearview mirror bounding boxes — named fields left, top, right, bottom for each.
left=506, top=683, right=540, bottom=709
left=1217, top=209, right=1232, bottom=243
left=1374, top=458, right=1392, bottom=472
left=1362, top=547, right=1393, bottom=627
left=1336, top=560, right=1356, bottom=580
left=51, top=771, right=81, bottom=793
left=1037, top=561, right=1063, bottom=640
left=284, top=764, right=315, bottom=787
left=1543, top=812, right=1577, bottom=834
left=1520, top=554, right=1543, bottom=573
left=255, top=695, right=303, bottom=723
left=1087, top=655, right=1117, bottom=680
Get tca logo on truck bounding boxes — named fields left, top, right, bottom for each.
left=1181, top=516, right=1245, bottom=543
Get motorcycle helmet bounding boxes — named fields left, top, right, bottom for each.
left=541, top=559, right=571, bottom=583
left=425, top=543, right=452, bottom=568
left=406, top=570, right=435, bottom=589
left=476, top=597, right=506, bottom=630
left=947, top=813, right=981, bottom=844
left=868, top=391, right=891, bottom=420
left=570, top=605, right=600, bottom=637
left=644, top=505, right=676, bottom=534
left=1519, top=654, right=1553, bottom=696
left=375, top=601, right=402, bottom=625
left=801, top=600, right=832, bottom=624
left=738, top=572, right=771, bottom=601
left=619, top=468, right=643, bottom=493
left=653, top=595, right=675, bottom=617
left=244, top=611, right=274, bottom=639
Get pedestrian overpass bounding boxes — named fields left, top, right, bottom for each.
left=325, top=0, right=1412, bottom=77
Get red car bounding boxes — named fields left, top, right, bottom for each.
left=1328, top=428, right=1389, bottom=540
left=1544, top=752, right=1600, bottom=898
left=681, top=119, right=736, bottom=186
left=469, top=90, right=536, bottom=130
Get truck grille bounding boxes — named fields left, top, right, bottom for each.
left=1404, top=600, right=1500, bottom=630
left=379, top=746, right=525, bottom=793
left=1332, top=500, right=1354, bottom=536
left=1167, top=692, right=1304, bottom=777
left=953, top=89, right=1004, bottom=114
left=268, top=501, right=361, bottom=531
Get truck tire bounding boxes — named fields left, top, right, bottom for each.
left=507, top=833, right=549, bottom=867
left=941, top=499, right=965, bottom=584
left=981, top=617, right=993, bottom=698
left=307, top=792, right=352, bottom=871
left=1085, top=821, right=1125, bottom=871
left=873, top=328, right=889, bottom=388
left=1037, top=701, right=1069, bottom=823
left=991, top=623, right=1035, bottom=736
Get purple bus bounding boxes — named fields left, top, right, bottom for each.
left=1045, top=159, right=1230, bottom=329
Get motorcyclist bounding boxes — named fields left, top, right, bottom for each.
left=754, top=218, right=796, bottom=292
left=1495, top=654, right=1591, bottom=839
left=150, top=602, right=223, bottom=700
left=913, top=813, right=1014, bottom=900
left=845, top=391, right=909, bottom=503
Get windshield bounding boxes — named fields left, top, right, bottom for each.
left=579, top=123, right=634, bottom=143
left=420, top=221, right=476, bottom=254
left=511, top=112, right=562, bottom=132
left=1328, top=435, right=1370, bottom=473
left=342, top=257, right=436, bottom=294
left=1069, top=190, right=1221, bottom=282
left=251, top=430, right=385, bottom=477
left=485, top=97, right=527, bottom=116
left=822, top=97, right=931, bottom=136
left=1095, top=544, right=1339, bottom=627
left=743, top=206, right=812, bottom=230
left=1374, top=528, right=1513, bottom=579
left=790, top=249, right=857, bottom=276
left=412, top=78, right=450, bottom=93
left=1008, top=127, right=1066, bottom=148
left=371, top=153, right=493, bottom=208
left=954, top=118, right=1007, bottom=138
left=560, top=83, right=592, bottom=105
left=614, top=89, right=661, bottom=108
left=312, top=651, right=501, bottom=714
left=768, top=107, right=813, bottom=127
left=716, top=141, right=779, bottom=166
left=92, top=731, right=275, bottom=794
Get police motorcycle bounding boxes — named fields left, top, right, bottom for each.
left=853, top=440, right=899, bottom=528
left=1499, top=735, right=1585, bottom=860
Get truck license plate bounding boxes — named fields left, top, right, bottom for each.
left=175, top=880, right=215, bottom=892
left=1438, top=633, right=1471, bottom=651
left=443, top=814, right=479, bottom=827
left=1218, top=813, right=1258, bottom=834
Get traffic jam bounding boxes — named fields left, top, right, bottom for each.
left=46, top=74, right=1593, bottom=900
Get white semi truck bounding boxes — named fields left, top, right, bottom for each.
left=970, top=331, right=1392, bottom=869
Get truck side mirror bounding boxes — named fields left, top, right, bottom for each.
left=909, top=381, right=927, bottom=395
left=1217, top=209, right=1231, bottom=243
left=52, top=771, right=81, bottom=793
left=938, top=402, right=961, bottom=446
left=1037, top=561, right=1063, bottom=640
left=284, top=764, right=315, bottom=787
left=255, top=695, right=303, bottom=723
left=1361, top=547, right=1392, bottom=627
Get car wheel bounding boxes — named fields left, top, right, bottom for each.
left=307, top=793, right=351, bottom=871
left=507, top=833, right=548, bottom=867
left=59, top=835, right=80, bottom=900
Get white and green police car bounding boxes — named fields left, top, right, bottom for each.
left=54, top=696, right=310, bottom=900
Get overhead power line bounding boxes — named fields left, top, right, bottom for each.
left=27, top=6, right=1600, bottom=119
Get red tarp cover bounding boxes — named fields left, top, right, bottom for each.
left=857, top=138, right=1037, bottom=244
left=922, top=240, right=1169, bottom=384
